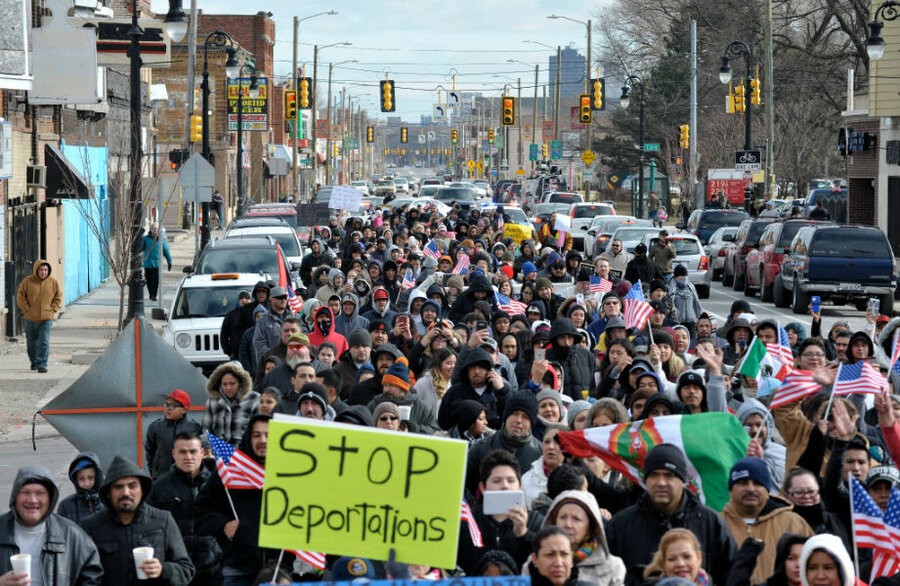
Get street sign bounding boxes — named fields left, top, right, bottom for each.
left=529, top=144, right=538, bottom=161
left=433, top=104, right=447, bottom=122
left=467, top=160, right=476, bottom=171
left=581, top=150, right=596, bottom=165
left=516, top=167, right=526, bottom=176
left=542, top=121, right=555, bottom=141
left=643, top=143, right=660, bottom=152
left=176, top=154, right=215, bottom=203
left=477, top=161, right=484, bottom=170
left=418, top=134, right=426, bottom=144
left=734, top=149, right=762, bottom=171
left=551, top=140, right=562, bottom=160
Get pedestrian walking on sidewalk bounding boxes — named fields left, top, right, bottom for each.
left=142, top=224, right=172, bottom=302
left=16, top=259, right=61, bottom=373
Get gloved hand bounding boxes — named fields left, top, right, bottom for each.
left=167, top=263, right=172, bottom=271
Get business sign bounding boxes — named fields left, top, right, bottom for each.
left=542, top=120, right=555, bottom=141
left=226, top=77, right=269, bottom=131
left=259, top=417, right=467, bottom=567
left=94, top=20, right=170, bottom=67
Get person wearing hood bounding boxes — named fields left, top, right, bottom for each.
left=195, top=415, right=282, bottom=584
left=57, top=452, right=106, bottom=524
left=515, top=240, right=539, bottom=277
left=220, top=290, right=252, bottom=359
left=307, top=265, right=330, bottom=299
left=335, top=292, right=370, bottom=338
left=537, top=490, right=626, bottom=586
left=624, top=243, right=660, bottom=286
left=1, top=465, right=103, bottom=584
left=845, top=331, right=874, bottom=365
left=231, top=281, right=270, bottom=355
left=380, top=259, right=402, bottom=304
left=252, top=287, right=296, bottom=361
left=405, top=289, right=428, bottom=335
left=544, top=318, right=594, bottom=401
left=730, top=533, right=809, bottom=586
left=361, top=287, right=399, bottom=326
left=202, top=361, right=259, bottom=446
left=365, top=360, right=439, bottom=434
left=349, top=343, right=404, bottom=406
left=798, top=534, right=857, bottom=586
left=667, top=265, right=702, bottom=332
left=737, top=398, right=787, bottom=492
left=334, top=329, right=374, bottom=398
left=16, top=259, right=62, bottom=373
left=424, top=282, right=449, bottom=317
left=81, top=456, right=194, bottom=585
left=315, top=268, right=347, bottom=304
left=299, top=238, right=333, bottom=286
left=784, top=322, right=807, bottom=358
left=308, top=306, right=349, bottom=356
left=448, top=273, right=496, bottom=323
left=723, top=318, right=755, bottom=367
left=145, top=389, right=203, bottom=479
left=439, top=348, right=513, bottom=431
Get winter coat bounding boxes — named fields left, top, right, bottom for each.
left=736, top=399, right=786, bottom=492
left=439, top=352, right=513, bottom=431
left=252, top=307, right=294, bottom=362
left=238, top=327, right=258, bottom=376
left=649, top=242, right=676, bottom=274
left=598, top=249, right=633, bottom=280
left=448, top=274, right=496, bottom=323
left=623, top=255, right=659, bottom=285
left=307, top=306, right=349, bottom=356
left=668, top=279, right=703, bottom=325
left=412, top=371, right=447, bottom=421
left=465, top=427, right=543, bottom=497
left=57, top=452, right=106, bottom=524
left=334, top=292, right=370, bottom=338
left=141, top=234, right=172, bottom=270
left=299, top=239, right=332, bottom=286
left=455, top=501, right=544, bottom=576
left=522, top=457, right=551, bottom=510
left=720, top=497, right=813, bottom=584
left=145, top=415, right=203, bottom=479
left=366, top=391, right=440, bottom=435
left=606, top=490, right=736, bottom=586
left=541, top=491, right=627, bottom=586
left=202, top=362, right=259, bottom=445
left=81, top=456, right=194, bottom=585
left=0, top=465, right=104, bottom=586
left=546, top=344, right=595, bottom=401
left=220, top=302, right=244, bottom=358
left=16, top=259, right=62, bottom=323
left=315, top=268, right=345, bottom=303
left=147, top=465, right=222, bottom=585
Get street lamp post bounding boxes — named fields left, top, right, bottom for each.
left=326, top=59, right=358, bottom=185
left=620, top=76, right=646, bottom=219
left=200, top=31, right=239, bottom=252
left=235, top=64, right=260, bottom=215
left=311, top=42, right=351, bottom=193
left=125, top=0, right=186, bottom=324
left=866, top=1, right=900, bottom=61
left=719, top=40, right=754, bottom=212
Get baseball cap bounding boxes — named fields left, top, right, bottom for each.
left=867, top=465, right=900, bottom=489
left=481, top=338, right=498, bottom=352
left=163, top=389, right=191, bottom=409
left=331, top=557, right=376, bottom=581
left=373, top=288, right=390, bottom=301
left=287, top=333, right=310, bottom=348
left=270, top=286, right=287, bottom=298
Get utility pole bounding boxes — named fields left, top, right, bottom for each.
left=291, top=17, right=299, bottom=199
left=554, top=45, right=561, bottom=140
left=764, top=0, right=775, bottom=197
left=532, top=64, right=538, bottom=171
left=690, top=19, right=699, bottom=209
left=311, top=45, right=319, bottom=191
left=585, top=19, right=592, bottom=199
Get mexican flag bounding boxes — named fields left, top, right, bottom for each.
left=738, top=338, right=791, bottom=387
left=558, top=413, right=748, bottom=511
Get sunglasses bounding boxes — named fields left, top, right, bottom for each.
left=378, top=415, right=399, bottom=422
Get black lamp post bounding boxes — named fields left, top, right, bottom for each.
left=719, top=40, right=754, bottom=212
left=867, top=1, right=900, bottom=61
left=125, top=0, right=186, bottom=324
left=620, top=76, right=646, bottom=219
left=235, top=64, right=260, bottom=216
left=200, top=31, right=239, bottom=251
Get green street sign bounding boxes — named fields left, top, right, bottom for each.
left=643, top=143, right=660, bottom=152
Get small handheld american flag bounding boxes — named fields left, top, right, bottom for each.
left=589, top=276, right=612, bottom=294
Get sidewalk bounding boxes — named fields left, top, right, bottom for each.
left=0, top=229, right=197, bottom=444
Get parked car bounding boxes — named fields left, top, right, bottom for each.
left=744, top=219, right=833, bottom=301
left=585, top=215, right=651, bottom=258
left=722, top=218, right=777, bottom=290
left=224, top=222, right=305, bottom=268
left=609, top=226, right=663, bottom=254
left=187, top=237, right=300, bottom=289
left=681, top=208, right=749, bottom=245
left=243, top=203, right=299, bottom=231
left=374, top=179, right=397, bottom=198
left=776, top=225, right=896, bottom=314
left=640, top=233, right=711, bottom=298
left=568, top=203, right=616, bottom=249
left=703, top=226, right=738, bottom=281
left=350, top=180, right=370, bottom=195
left=541, top=191, right=584, bottom=205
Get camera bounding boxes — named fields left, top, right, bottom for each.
left=476, top=321, right=490, bottom=331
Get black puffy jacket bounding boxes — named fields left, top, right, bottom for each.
left=448, top=274, right=495, bottom=323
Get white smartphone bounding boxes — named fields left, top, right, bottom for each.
left=535, top=348, right=546, bottom=362
left=482, top=490, right=525, bottom=515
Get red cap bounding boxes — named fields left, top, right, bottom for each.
left=374, top=289, right=389, bottom=300
left=163, top=389, right=191, bottom=409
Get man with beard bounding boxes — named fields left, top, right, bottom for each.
left=349, top=344, right=403, bottom=406
left=81, top=456, right=194, bottom=585
left=258, top=332, right=325, bottom=396
left=334, top=329, right=373, bottom=399
left=257, top=317, right=303, bottom=369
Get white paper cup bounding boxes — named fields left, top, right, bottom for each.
left=10, top=553, right=30, bottom=578
left=133, top=547, right=154, bottom=580
left=398, top=405, right=412, bottom=421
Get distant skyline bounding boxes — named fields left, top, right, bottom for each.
left=151, top=0, right=611, bottom=122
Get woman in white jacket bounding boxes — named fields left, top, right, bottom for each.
left=521, top=424, right=568, bottom=510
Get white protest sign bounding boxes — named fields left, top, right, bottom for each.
left=553, top=214, right=571, bottom=233
left=328, top=186, right=362, bottom=212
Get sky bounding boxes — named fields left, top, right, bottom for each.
left=152, top=0, right=612, bottom=122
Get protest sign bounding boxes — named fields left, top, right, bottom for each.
left=553, top=214, right=571, bottom=233
left=296, top=203, right=331, bottom=227
left=259, top=416, right=468, bottom=568
left=328, top=186, right=363, bottom=212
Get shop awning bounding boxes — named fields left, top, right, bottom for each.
left=45, top=144, right=90, bottom=199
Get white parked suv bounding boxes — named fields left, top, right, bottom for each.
left=223, top=223, right=304, bottom=267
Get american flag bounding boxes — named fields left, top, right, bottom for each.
left=227, top=447, right=266, bottom=489
left=460, top=499, right=483, bottom=547
left=401, top=268, right=416, bottom=290
left=871, top=487, right=900, bottom=581
left=622, top=280, right=654, bottom=331
left=289, top=550, right=326, bottom=572
left=495, top=291, right=528, bottom=315
left=424, top=239, right=441, bottom=260
left=207, top=432, right=238, bottom=485
left=452, top=254, right=470, bottom=275
left=276, top=244, right=303, bottom=313
left=765, top=343, right=794, bottom=371
left=773, top=325, right=794, bottom=365
left=851, top=475, right=892, bottom=549
left=769, top=369, right=821, bottom=409
left=589, top=276, right=612, bottom=294
left=833, top=361, right=887, bottom=396
left=892, top=330, right=900, bottom=378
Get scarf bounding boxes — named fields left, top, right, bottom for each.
left=573, top=536, right=600, bottom=563
left=695, top=569, right=712, bottom=586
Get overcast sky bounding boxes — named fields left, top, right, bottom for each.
left=152, top=0, right=611, bottom=122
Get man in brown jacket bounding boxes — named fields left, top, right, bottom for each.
left=16, top=259, right=61, bottom=373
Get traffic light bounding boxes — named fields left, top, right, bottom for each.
left=168, top=148, right=189, bottom=170
left=451, top=129, right=458, bottom=144
left=400, top=127, right=408, bottom=143
left=366, top=126, right=374, bottom=143
left=380, top=79, right=395, bottom=112
left=541, top=143, right=548, bottom=158
left=750, top=77, right=761, bottom=106
left=189, top=114, right=203, bottom=143
left=591, top=77, right=605, bottom=111
left=679, top=124, right=690, bottom=149
left=284, top=90, right=297, bottom=120
left=501, top=96, right=515, bottom=126
left=298, top=77, right=312, bottom=109
left=488, top=129, right=495, bottom=144
left=579, top=94, right=592, bottom=124
left=734, top=81, right=746, bottom=113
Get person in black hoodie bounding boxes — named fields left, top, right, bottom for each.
left=56, top=451, right=105, bottom=523
left=220, top=290, right=251, bottom=359
left=544, top=318, right=594, bottom=401
left=448, top=274, right=496, bottom=323
left=228, top=282, right=270, bottom=359
left=727, top=533, right=808, bottom=586
left=624, top=243, right=660, bottom=286
left=195, top=414, right=282, bottom=584
left=299, top=238, right=332, bottom=287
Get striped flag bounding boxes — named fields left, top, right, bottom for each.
left=289, top=550, right=326, bottom=572
left=424, top=239, right=441, bottom=259
left=769, top=369, right=821, bottom=409
left=460, top=500, right=483, bottom=547
left=207, top=432, right=238, bottom=485
left=227, top=448, right=266, bottom=490
left=871, top=487, right=900, bottom=581
left=276, top=244, right=303, bottom=313
left=741, top=338, right=791, bottom=387
left=833, top=361, right=887, bottom=396
left=495, top=291, right=528, bottom=315
left=622, top=280, right=653, bottom=331
left=401, top=268, right=416, bottom=290
left=775, top=325, right=794, bottom=365
left=851, top=475, right=891, bottom=549
left=891, top=330, right=900, bottom=379
left=590, top=276, right=612, bottom=293
left=452, top=255, right=470, bottom=275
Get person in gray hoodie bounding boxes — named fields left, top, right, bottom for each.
left=0, top=465, right=103, bottom=585
left=315, top=268, right=346, bottom=304
left=737, top=398, right=786, bottom=493
left=57, top=452, right=106, bottom=523
left=335, top=292, right=370, bottom=338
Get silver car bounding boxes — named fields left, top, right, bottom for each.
left=703, top=226, right=738, bottom=281
left=640, top=233, right=712, bottom=298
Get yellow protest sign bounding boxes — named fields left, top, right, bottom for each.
left=259, top=417, right=468, bottom=568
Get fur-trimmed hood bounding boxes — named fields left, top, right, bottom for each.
left=206, top=361, right=254, bottom=400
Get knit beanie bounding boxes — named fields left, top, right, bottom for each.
left=502, top=392, right=538, bottom=424
left=355, top=363, right=375, bottom=383
left=373, top=401, right=400, bottom=422
left=535, top=389, right=564, bottom=414
left=643, top=443, right=688, bottom=482
left=348, top=329, right=372, bottom=348
left=522, top=262, right=537, bottom=276
left=452, top=399, right=487, bottom=433
left=381, top=361, right=411, bottom=393
left=535, top=277, right=553, bottom=291
left=567, top=400, right=591, bottom=428
left=729, top=457, right=772, bottom=489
